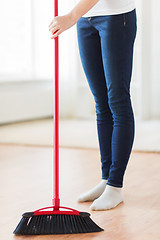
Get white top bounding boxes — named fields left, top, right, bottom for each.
left=75, top=0, right=136, bottom=17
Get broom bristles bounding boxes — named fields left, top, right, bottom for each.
left=13, top=211, right=103, bottom=235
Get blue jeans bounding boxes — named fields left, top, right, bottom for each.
left=76, top=9, right=137, bottom=188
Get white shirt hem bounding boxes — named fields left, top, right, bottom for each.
left=82, top=4, right=136, bottom=18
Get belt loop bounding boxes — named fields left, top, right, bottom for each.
left=123, top=14, right=126, bottom=26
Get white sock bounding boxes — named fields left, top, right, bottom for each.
left=77, top=180, right=107, bottom=202
left=90, top=185, right=124, bottom=211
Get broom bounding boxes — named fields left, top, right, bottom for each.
left=13, top=0, right=103, bottom=235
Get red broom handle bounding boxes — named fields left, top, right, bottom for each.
left=52, top=0, right=60, bottom=210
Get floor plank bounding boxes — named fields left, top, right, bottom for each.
left=0, top=144, right=160, bottom=240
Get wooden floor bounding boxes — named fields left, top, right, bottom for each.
left=0, top=144, right=160, bottom=240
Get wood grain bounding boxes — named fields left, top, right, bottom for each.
left=0, top=144, right=160, bottom=240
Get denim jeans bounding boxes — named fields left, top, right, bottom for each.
left=76, top=9, right=137, bottom=188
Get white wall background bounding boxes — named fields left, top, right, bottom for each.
left=0, top=0, right=160, bottom=124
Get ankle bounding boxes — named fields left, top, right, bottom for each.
left=101, top=179, right=107, bottom=184
left=106, top=184, right=122, bottom=192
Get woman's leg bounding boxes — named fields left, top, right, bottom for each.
left=76, top=17, right=113, bottom=201
left=90, top=9, right=137, bottom=210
